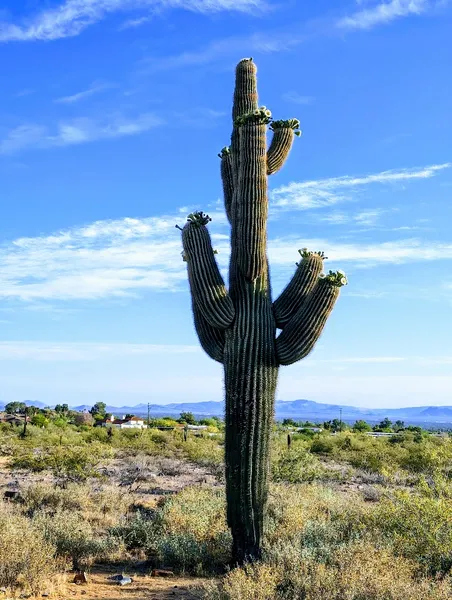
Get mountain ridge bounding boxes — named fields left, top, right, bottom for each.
left=2, top=398, right=452, bottom=424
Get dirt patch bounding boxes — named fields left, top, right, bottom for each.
left=64, top=570, right=205, bottom=600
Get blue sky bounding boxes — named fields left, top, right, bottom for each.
left=0, top=0, right=451, bottom=409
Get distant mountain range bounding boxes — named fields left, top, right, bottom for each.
left=2, top=398, right=452, bottom=426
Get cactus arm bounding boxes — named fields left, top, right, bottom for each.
left=267, top=119, right=301, bottom=176
left=219, top=147, right=234, bottom=223
left=276, top=272, right=346, bottom=366
left=182, top=212, right=235, bottom=330
left=272, top=250, right=325, bottom=328
left=191, top=300, right=225, bottom=363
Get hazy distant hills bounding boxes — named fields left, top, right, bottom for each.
left=2, top=398, right=452, bottom=425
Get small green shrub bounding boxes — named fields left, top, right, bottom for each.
left=271, top=444, right=323, bottom=483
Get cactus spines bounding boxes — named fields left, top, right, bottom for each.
left=179, top=59, right=345, bottom=564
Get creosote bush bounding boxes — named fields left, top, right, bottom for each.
left=34, top=509, right=121, bottom=571
left=0, top=506, right=61, bottom=593
left=201, top=544, right=452, bottom=599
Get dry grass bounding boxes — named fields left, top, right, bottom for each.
left=0, top=504, right=63, bottom=594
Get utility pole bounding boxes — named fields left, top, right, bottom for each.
left=147, top=402, right=150, bottom=429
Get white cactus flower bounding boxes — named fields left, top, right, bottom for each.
left=253, top=109, right=260, bottom=116
left=341, top=277, right=347, bottom=285
left=264, top=109, right=272, bottom=117
left=319, top=273, right=326, bottom=279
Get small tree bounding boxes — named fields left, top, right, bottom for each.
left=89, top=402, right=107, bottom=420
left=353, top=419, right=372, bottom=433
left=179, top=411, right=196, bottom=425
left=282, top=418, right=298, bottom=428
left=375, top=417, right=392, bottom=432
left=331, top=418, right=346, bottom=432
left=5, top=401, right=26, bottom=414
left=394, top=420, right=405, bottom=432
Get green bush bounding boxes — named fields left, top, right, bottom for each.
left=11, top=443, right=113, bottom=484
left=271, top=444, right=323, bottom=483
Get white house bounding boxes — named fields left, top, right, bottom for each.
left=101, top=415, right=146, bottom=429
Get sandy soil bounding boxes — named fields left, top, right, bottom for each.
left=63, top=569, right=205, bottom=600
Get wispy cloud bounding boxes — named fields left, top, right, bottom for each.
left=0, top=113, right=164, bottom=154
left=337, top=0, right=430, bottom=30
left=0, top=341, right=200, bottom=361
left=321, top=209, right=386, bottom=226
left=141, top=30, right=304, bottom=72
left=0, top=162, right=449, bottom=301
left=140, top=1, right=440, bottom=72
left=270, top=163, right=451, bottom=210
left=15, top=88, right=35, bottom=98
left=268, top=237, right=452, bottom=269
left=54, top=81, right=114, bottom=104
left=282, top=91, right=315, bottom=105
left=0, top=0, right=266, bottom=43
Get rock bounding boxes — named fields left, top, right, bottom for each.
left=151, top=569, right=174, bottom=578
left=108, top=575, right=133, bottom=586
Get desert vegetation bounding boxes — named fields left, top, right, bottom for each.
left=1, top=411, right=452, bottom=598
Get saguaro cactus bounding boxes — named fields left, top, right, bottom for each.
left=179, top=58, right=347, bottom=564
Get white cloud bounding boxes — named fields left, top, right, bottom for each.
left=321, top=208, right=386, bottom=226
left=54, top=81, right=114, bottom=104
left=0, top=341, right=200, bottom=361
left=270, top=163, right=451, bottom=210
left=0, top=113, right=163, bottom=154
left=0, top=162, right=450, bottom=302
left=268, top=237, right=452, bottom=268
left=337, top=0, right=429, bottom=30
left=0, top=0, right=266, bottom=43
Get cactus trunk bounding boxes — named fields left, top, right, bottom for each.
left=179, top=58, right=347, bottom=565
left=224, top=264, right=278, bottom=562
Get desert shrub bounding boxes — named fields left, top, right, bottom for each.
left=34, top=509, right=120, bottom=570
left=21, top=481, right=131, bottom=528
left=0, top=505, right=61, bottom=593
left=113, top=486, right=230, bottom=574
left=201, top=563, right=279, bottom=599
left=202, top=544, right=452, bottom=599
left=179, top=436, right=224, bottom=470
left=370, top=484, right=452, bottom=575
left=309, top=434, right=336, bottom=455
left=20, top=482, right=90, bottom=515
left=271, top=444, right=323, bottom=483
left=111, top=510, right=158, bottom=553
left=399, top=438, right=452, bottom=474
left=11, top=443, right=113, bottom=485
